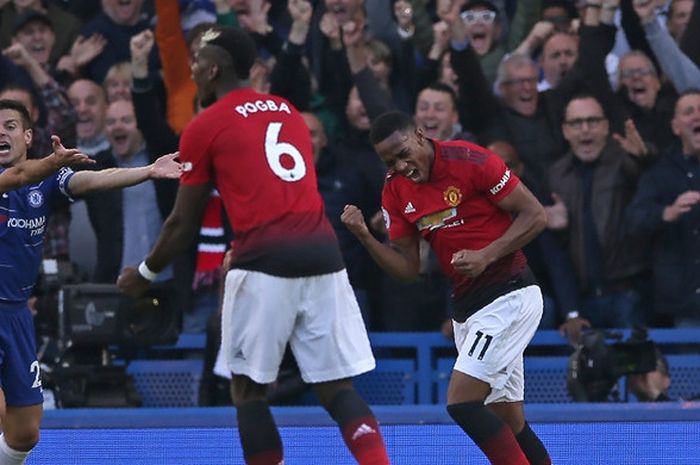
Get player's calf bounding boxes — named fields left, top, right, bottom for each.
left=236, top=399, right=283, bottom=465
left=447, top=401, right=529, bottom=465
left=324, top=388, right=390, bottom=465
left=515, top=422, right=551, bottom=465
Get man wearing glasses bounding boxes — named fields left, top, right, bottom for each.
left=616, top=50, right=678, bottom=151
left=457, top=0, right=540, bottom=85
left=548, top=94, right=656, bottom=343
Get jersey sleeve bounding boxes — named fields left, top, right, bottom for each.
left=55, top=167, right=76, bottom=201
left=179, top=117, right=214, bottom=186
left=382, top=182, right=415, bottom=241
left=473, top=151, right=520, bottom=202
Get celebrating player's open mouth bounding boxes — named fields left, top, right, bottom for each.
left=405, top=167, right=421, bottom=183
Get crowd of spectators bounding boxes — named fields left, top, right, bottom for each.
left=2, top=0, right=699, bottom=339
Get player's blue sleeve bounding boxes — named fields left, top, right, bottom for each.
left=55, top=167, right=76, bottom=201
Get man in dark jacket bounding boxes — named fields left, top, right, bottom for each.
left=626, top=90, right=700, bottom=327
left=550, top=94, right=655, bottom=341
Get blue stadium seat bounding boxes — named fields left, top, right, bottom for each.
left=667, top=354, right=700, bottom=400
left=354, top=359, right=416, bottom=405
left=127, top=360, right=203, bottom=407
left=524, top=356, right=572, bottom=403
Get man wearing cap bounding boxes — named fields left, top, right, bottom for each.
left=118, top=26, right=392, bottom=465
left=0, top=0, right=81, bottom=66
left=3, top=9, right=77, bottom=158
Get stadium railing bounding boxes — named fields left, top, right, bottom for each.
left=127, top=329, right=700, bottom=406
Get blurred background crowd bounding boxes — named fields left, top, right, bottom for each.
left=2, top=0, right=699, bottom=345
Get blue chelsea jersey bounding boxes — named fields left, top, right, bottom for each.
left=0, top=166, right=75, bottom=303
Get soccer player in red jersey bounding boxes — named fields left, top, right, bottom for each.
left=342, top=111, right=551, bottom=465
left=117, top=27, right=390, bottom=465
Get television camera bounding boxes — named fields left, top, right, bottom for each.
left=567, top=326, right=658, bottom=402
left=35, top=260, right=180, bottom=407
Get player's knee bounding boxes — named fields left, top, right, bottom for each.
left=230, top=376, right=267, bottom=407
left=446, top=400, right=481, bottom=424
left=312, top=378, right=353, bottom=409
left=5, top=427, right=40, bottom=452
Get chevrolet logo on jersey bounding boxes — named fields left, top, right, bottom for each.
left=416, top=208, right=457, bottom=231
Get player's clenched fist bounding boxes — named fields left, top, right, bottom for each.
left=451, top=248, right=489, bottom=278
left=341, top=204, right=370, bottom=239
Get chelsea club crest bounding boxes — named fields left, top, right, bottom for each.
left=28, top=190, right=44, bottom=208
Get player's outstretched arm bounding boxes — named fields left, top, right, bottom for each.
left=67, top=151, right=182, bottom=196
left=341, top=204, right=421, bottom=282
left=0, top=135, right=93, bottom=193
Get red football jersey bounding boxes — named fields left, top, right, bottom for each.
left=382, top=139, right=527, bottom=298
left=179, top=88, right=342, bottom=276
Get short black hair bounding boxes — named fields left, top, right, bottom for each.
left=563, top=92, right=606, bottom=120
left=200, top=26, right=258, bottom=80
left=421, top=82, right=459, bottom=110
left=542, top=0, right=579, bottom=20
left=0, top=83, right=39, bottom=111
left=0, top=99, right=33, bottom=129
left=461, top=0, right=499, bottom=14
left=369, top=111, right=415, bottom=145
left=674, top=88, right=700, bottom=114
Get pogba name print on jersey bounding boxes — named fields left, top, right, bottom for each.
left=235, top=99, right=292, bottom=118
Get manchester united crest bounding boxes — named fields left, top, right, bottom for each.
left=443, top=186, right=462, bottom=207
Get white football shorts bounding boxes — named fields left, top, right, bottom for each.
left=452, top=285, right=543, bottom=404
left=218, top=268, right=376, bottom=384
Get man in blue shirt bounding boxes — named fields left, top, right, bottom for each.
left=0, top=98, right=181, bottom=465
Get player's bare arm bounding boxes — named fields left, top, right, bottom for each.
left=0, top=135, right=93, bottom=193
left=67, top=151, right=182, bottom=196
left=341, top=204, right=421, bottom=281
left=117, top=183, right=211, bottom=297
left=451, top=183, right=547, bottom=277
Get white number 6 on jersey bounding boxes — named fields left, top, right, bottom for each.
left=265, top=122, right=306, bottom=182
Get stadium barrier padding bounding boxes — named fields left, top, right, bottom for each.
left=131, top=330, right=700, bottom=406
